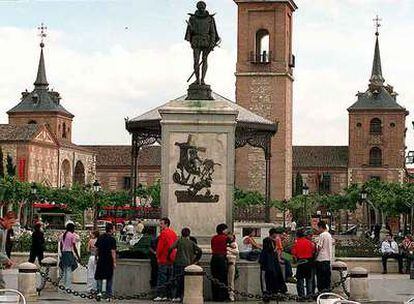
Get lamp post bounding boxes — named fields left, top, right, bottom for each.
left=327, top=211, right=332, bottom=232
left=282, top=199, right=287, bottom=229
left=360, top=188, right=369, bottom=232
left=92, top=180, right=101, bottom=230
left=302, top=184, right=309, bottom=226
left=30, top=182, right=37, bottom=228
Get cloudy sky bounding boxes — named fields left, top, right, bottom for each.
left=0, top=0, right=413, bottom=150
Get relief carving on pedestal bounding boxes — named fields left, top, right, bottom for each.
left=173, top=135, right=220, bottom=203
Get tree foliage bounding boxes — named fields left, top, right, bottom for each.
left=0, top=147, right=4, bottom=178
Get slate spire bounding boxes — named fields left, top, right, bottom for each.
left=369, top=16, right=385, bottom=88
left=34, top=23, right=49, bottom=90
left=33, top=44, right=49, bottom=90
left=369, top=34, right=385, bottom=87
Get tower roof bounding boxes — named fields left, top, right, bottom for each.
left=7, top=42, right=74, bottom=118
left=33, top=46, right=49, bottom=89
left=234, top=0, right=297, bottom=10
left=348, top=27, right=405, bottom=112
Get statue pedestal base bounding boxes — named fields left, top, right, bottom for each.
left=186, top=83, right=213, bottom=100
left=159, top=95, right=238, bottom=239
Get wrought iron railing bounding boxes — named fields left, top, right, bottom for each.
left=233, top=205, right=267, bottom=222
left=135, top=206, right=267, bottom=222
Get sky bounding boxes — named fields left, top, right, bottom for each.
left=0, top=0, right=414, bottom=150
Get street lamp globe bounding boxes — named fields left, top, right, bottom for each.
left=30, top=182, right=37, bottom=195
left=93, top=180, right=101, bottom=192
left=360, top=189, right=368, bottom=200
left=302, top=184, right=309, bottom=196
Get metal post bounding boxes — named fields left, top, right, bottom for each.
left=264, top=140, right=271, bottom=223
left=411, top=205, right=414, bottom=234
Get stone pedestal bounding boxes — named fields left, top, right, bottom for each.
left=349, top=267, right=369, bottom=301
left=186, top=83, right=213, bottom=100
left=159, top=97, right=238, bottom=240
left=331, top=261, right=348, bottom=297
left=183, top=264, right=204, bottom=304
left=18, top=262, right=38, bottom=301
left=41, top=257, right=58, bottom=291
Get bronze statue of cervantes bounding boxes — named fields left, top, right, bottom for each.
left=185, top=1, right=220, bottom=85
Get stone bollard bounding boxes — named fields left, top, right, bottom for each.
left=41, top=257, right=58, bottom=291
left=183, top=264, right=204, bottom=304
left=349, top=267, right=369, bottom=302
left=331, top=261, right=348, bottom=296
left=18, top=262, right=38, bottom=301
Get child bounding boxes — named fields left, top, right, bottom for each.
left=227, top=233, right=239, bottom=302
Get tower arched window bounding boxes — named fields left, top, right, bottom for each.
left=369, top=147, right=382, bottom=167
left=370, top=118, right=382, bottom=135
left=255, top=29, right=270, bottom=63
left=62, top=122, right=67, bottom=138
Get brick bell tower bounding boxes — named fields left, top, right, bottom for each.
left=234, top=0, right=297, bottom=200
left=348, top=20, right=408, bottom=184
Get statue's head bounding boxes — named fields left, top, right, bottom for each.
left=196, top=1, right=207, bottom=11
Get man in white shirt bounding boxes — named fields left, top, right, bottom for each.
left=381, top=234, right=403, bottom=274
left=315, top=221, right=333, bottom=292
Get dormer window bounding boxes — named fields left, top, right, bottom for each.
left=32, top=93, right=39, bottom=105
left=250, top=29, right=271, bottom=63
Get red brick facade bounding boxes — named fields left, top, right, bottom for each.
left=234, top=0, right=296, bottom=200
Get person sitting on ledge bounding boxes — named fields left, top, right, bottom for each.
left=239, top=228, right=261, bottom=261
left=381, top=233, right=403, bottom=274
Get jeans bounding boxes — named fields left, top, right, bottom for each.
left=97, top=278, right=113, bottom=297
left=382, top=253, right=403, bottom=273
left=157, top=264, right=173, bottom=298
left=173, top=265, right=186, bottom=299
left=316, top=261, right=331, bottom=292
left=62, top=267, right=72, bottom=289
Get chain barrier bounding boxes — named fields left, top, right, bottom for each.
left=331, top=269, right=351, bottom=298
left=38, top=263, right=351, bottom=302
left=205, top=272, right=298, bottom=303
left=38, top=265, right=184, bottom=302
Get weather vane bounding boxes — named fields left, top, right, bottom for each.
left=373, top=15, right=382, bottom=36
left=37, top=23, right=47, bottom=47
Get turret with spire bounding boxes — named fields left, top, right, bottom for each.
left=348, top=16, right=405, bottom=111
left=7, top=23, right=74, bottom=142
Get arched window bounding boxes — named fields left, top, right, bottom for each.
left=62, top=122, right=67, bottom=138
left=28, top=120, right=37, bottom=124
left=256, top=29, right=270, bottom=63
left=369, top=147, right=382, bottom=167
left=370, top=118, right=382, bottom=135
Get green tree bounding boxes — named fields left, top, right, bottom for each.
left=147, top=180, right=161, bottom=207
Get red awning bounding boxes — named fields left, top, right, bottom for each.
left=33, top=203, right=67, bottom=209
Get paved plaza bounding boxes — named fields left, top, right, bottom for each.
left=3, top=269, right=414, bottom=304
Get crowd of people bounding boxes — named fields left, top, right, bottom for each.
left=0, top=210, right=412, bottom=303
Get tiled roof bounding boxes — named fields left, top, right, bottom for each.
left=127, top=92, right=277, bottom=132
left=348, top=87, right=405, bottom=111
left=7, top=89, right=74, bottom=117
left=0, top=124, right=40, bottom=141
left=293, top=146, right=349, bottom=169
left=82, top=145, right=161, bottom=168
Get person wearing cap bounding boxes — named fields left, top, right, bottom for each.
left=291, top=229, right=316, bottom=300
left=210, top=223, right=230, bottom=302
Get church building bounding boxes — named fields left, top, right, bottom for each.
left=0, top=37, right=96, bottom=187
